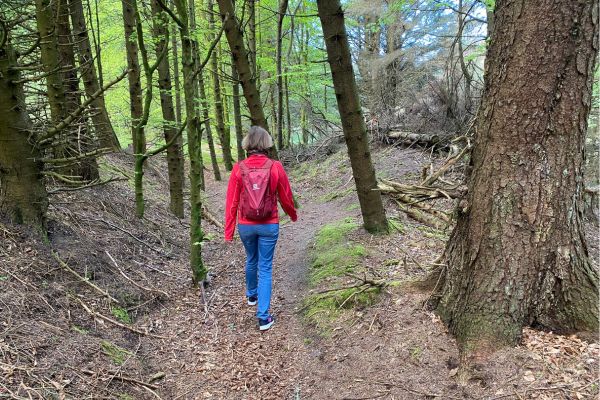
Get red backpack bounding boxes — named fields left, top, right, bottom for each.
left=238, top=159, right=276, bottom=220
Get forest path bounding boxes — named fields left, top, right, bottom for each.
left=157, top=165, right=351, bottom=399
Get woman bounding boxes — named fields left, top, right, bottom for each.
left=224, top=126, right=298, bottom=331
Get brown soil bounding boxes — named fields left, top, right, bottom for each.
left=0, top=145, right=597, bottom=400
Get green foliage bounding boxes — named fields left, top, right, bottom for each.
left=110, top=306, right=132, bottom=324
left=101, top=340, right=132, bottom=365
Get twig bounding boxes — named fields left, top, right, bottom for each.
left=82, top=369, right=160, bottom=390
left=73, top=296, right=168, bottom=339
left=87, top=217, right=164, bottom=255
left=52, top=251, right=119, bottom=303
left=105, top=251, right=170, bottom=299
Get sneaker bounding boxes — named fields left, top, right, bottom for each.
left=259, top=315, right=275, bottom=331
left=247, top=295, right=257, bottom=306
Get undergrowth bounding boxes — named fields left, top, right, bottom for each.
left=303, top=217, right=380, bottom=334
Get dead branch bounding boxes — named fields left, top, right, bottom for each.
left=201, top=205, right=224, bottom=229
left=105, top=251, right=170, bottom=299
left=52, top=251, right=120, bottom=303
left=73, top=296, right=168, bottom=339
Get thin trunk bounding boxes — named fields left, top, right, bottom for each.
left=152, top=0, right=185, bottom=217
left=317, top=0, right=388, bottom=234
left=276, top=0, right=288, bottom=150
left=171, top=30, right=183, bottom=124
left=0, top=44, right=48, bottom=232
left=69, top=0, right=121, bottom=150
left=247, top=0, right=256, bottom=77
left=199, top=72, right=222, bottom=181
left=231, top=57, right=244, bottom=160
left=435, top=0, right=599, bottom=362
left=208, top=0, right=233, bottom=171
left=121, top=0, right=145, bottom=151
left=284, top=72, right=291, bottom=147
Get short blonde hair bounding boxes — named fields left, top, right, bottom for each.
left=242, top=126, right=273, bottom=151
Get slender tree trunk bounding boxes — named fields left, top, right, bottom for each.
left=173, top=0, right=206, bottom=285
left=284, top=73, right=291, bottom=147
left=151, top=0, right=185, bottom=217
left=199, top=71, right=222, bottom=181
left=208, top=0, right=233, bottom=171
left=247, top=0, right=256, bottom=77
left=231, top=56, right=244, bottom=160
left=69, top=0, right=120, bottom=151
left=121, top=0, right=145, bottom=151
left=0, top=43, right=48, bottom=232
left=171, top=31, right=183, bottom=124
left=275, top=0, right=288, bottom=150
left=317, top=0, right=388, bottom=234
left=434, top=0, right=599, bottom=361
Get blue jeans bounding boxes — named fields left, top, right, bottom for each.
left=238, top=223, right=279, bottom=320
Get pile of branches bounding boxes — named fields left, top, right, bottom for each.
left=378, top=137, right=471, bottom=229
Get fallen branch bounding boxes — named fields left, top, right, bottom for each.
left=202, top=205, right=224, bottom=229
left=82, top=369, right=160, bottom=390
left=53, top=251, right=120, bottom=303
left=73, top=296, right=168, bottom=339
left=105, top=251, right=170, bottom=299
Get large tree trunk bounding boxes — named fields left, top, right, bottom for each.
left=216, top=0, right=268, bottom=131
left=69, top=0, right=121, bottom=151
left=208, top=0, right=233, bottom=171
left=317, top=0, right=388, bottom=234
left=121, top=0, right=145, bottom=152
left=435, top=0, right=599, bottom=358
left=173, top=0, right=206, bottom=285
left=0, top=44, right=48, bottom=232
left=151, top=0, right=185, bottom=218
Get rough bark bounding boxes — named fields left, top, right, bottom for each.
left=69, top=0, right=121, bottom=150
left=171, top=32, right=183, bottom=124
left=216, top=0, right=268, bottom=130
left=208, top=0, right=233, bottom=171
left=151, top=0, right=185, bottom=217
left=435, top=0, right=599, bottom=355
left=173, top=0, right=206, bottom=285
left=317, top=0, right=388, bottom=234
left=121, top=0, right=145, bottom=151
left=0, top=44, right=48, bottom=232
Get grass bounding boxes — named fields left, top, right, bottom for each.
left=101, top=340, right=132, bottom=366
left=319, top=187, right=354, bottom=203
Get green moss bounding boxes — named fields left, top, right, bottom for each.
left=101, top=340, right=132, bottom=366
left=388, top=217, right=405, bottom=234
left=314, top=217, right=358, bottom=249
left=110, top=306, right=131, bottom=324
left=416, top=225, right=448, bottom=240
left=344, top=203, right=360, bottom=211
left=319, top=187, right=354, bottom=203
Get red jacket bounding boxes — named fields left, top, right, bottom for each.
left=224, top=154, right=297, bottom=241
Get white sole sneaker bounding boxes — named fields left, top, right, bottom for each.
left=247, top=297, right=257, bottom=306
left=259, top=317, right=275, bottom=331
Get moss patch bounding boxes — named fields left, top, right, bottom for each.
left=101, top=340, right=132, bottom=366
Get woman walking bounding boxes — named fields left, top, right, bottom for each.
left=224, top=126, right=298, bottom=331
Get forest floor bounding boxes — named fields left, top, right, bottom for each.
left=1, top=144, right=598, bottom=400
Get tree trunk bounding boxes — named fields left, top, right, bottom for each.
left=171, top=31, right=183, bottom=125
left=231, top=57, right=244, bottom=160
left=199, top=71, right=222, bottom=181
left=0, top=44, right=48, bottom=232
left=151, top=0, right=185, bottom=218
left=121, top=0, right=145, bottom=152
left=69, top=0, right=121, bottom=151
left=216, top=0, right=268, bottom=130
left=247, top=0, right=257, bottom=77
left=276, top=0, right=288, bottom=150
left=208, top=0, right=233, bottom=171
left=434, top=0, right=599, bottom=358
left=317, top=0, right=388, bottom=234
left=173, top=0, right=206, bottom=285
